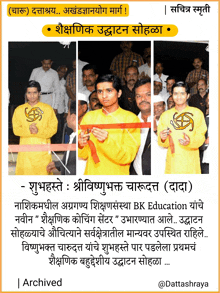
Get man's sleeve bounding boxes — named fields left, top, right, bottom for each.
left=62, top=80, right=69, bottom=113
left=52, top=72, right=61, bottom=109
left=185, top=72, right=191, bottom=83
left=97, top=115, right=141, bottom=165
left=12, top=107, right=32, bottom=137
left=157, top=113, right=170, bottom=148
left=78, top=144, right=90, bottom=160
left=78, top=120, right=90, bottom=160
left=186, top=111, right=207, bottom=149
left=64, top=93, right=69, bottom=113
left=55, top=160, right=62, bottom=172
left=36, top=107, right=58, bottom=139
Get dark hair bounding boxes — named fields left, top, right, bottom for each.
left=88, top=90, right=97, bottom=103
left=124, top=65, right=139, bottom=75
left=198, top=78, right=207, bottom=85
left=121, top=41, right=133, bottom=46
left=95, top=74, right=122, bottom=92
left=155, top=61, right=164, bottom=67
left=171, top=81, right=190, bottom=94
left=166, top=76, right=177, bottom=82
left=41, top=58, right=52, bottom=62
left=82, top=64, right=98, bottom=75
left=193, top=57, right=203, bottom=63
left=57, top=65, right=68, bottom=72
left=134, top=78, right=151, bottom=91
left=25, top=80, right=41, bottom=92
left=69, top=100, right=76, bottom=115
left=79, top=100, right=87, bottom=106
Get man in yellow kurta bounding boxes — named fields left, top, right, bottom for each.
left=12, top=80, right=58, bottom=175
left=78, top=74, right=141, bottom=175
left=158, top=81, right=207, bottom=174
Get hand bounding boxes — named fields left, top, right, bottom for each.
left=78, top=131, right=90, bottom=148
left=160, top=128, right=171, bottom=142
left=46, top=161, right=56, bottom=173
left=179, top=132, right=190, bottom=146
left=54, top=109, right=58, bottom=115
left=205, top=137, right=209, bottom=145
left=29, top=123, right=38, bottom=134
left=91, top=127, right=108, bottom=142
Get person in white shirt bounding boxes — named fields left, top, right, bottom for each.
left=78, top=59, right=88, bottom=90
left=79, top=64, right=98, bottom=102
left=130, top=78, right=151, bottom=175
left=139, top=46, right=151, bottom=79
left=153, top=62, right=169, bottom=96
left=154, top=76, right=163, bottom=96
left=29, top=58, right=60, bottom=112
left=162, top=76, right=177, bottom=104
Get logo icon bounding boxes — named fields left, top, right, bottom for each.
left=25, top=107, right=44, bottom=122
left=170, top=112, right=194, bottom=131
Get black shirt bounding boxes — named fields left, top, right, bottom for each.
left=188, top=92, right=208, bottom=116
left=119, top=85, right=140, bottom=115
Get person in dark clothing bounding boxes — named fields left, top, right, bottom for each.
left=119, top=65, right=140, bottom=115
left=188, top=78, right=208, bottom=116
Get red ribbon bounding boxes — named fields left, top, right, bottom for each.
left=80, top=122, right=151, bottom=130
left=8, top=144, right=76, bottom=153
left=87, top=140, right=100, bottom=164
left=80, top=122, right=151, bottom=164
left=168, top=135, right=175, bottom=154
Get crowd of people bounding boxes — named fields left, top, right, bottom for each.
left=11, top=41, right=209, bottom=175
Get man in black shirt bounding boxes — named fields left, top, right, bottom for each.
left=188, top=78, right=208, bottom=116
left=119, top=65, right=140, bottom=115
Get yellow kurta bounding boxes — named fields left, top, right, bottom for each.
left=12, top=102, right=58, bottom=175
left=157, top=106, right=207, bottom=174
left=78, top=107, right=141, bottom=175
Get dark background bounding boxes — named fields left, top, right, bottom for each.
left=79, top=40, right=209, bottom=81
left=79, top=40, right=151, bottom=76
left=9, top=41, right=209, bottom=106
left=154, top=41, right=209, bottom=81
left=9, top=42, right=76, bottom=106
